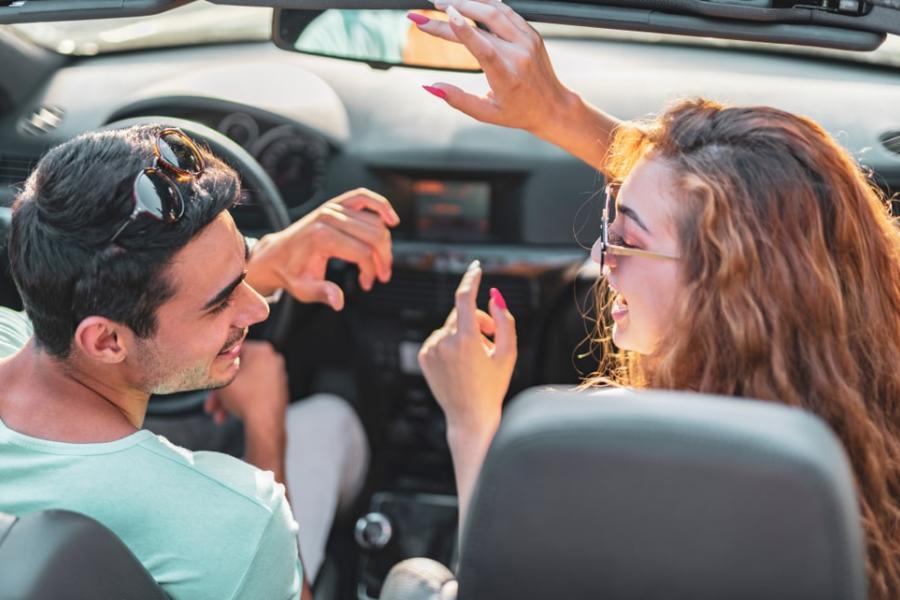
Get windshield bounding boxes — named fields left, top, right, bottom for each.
left=7, top=0, right=900, bottom=69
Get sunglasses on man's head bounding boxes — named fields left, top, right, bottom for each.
left=598, top=181, right=680, bottom=272
left=107, top=128, right=205, bottom=245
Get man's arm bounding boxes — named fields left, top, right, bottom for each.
left=205, top=341, right=313, bottom=598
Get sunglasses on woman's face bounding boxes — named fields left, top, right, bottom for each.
left=108, top=128, right=205, bottom=245
left=598, top=181, right=681, bottom=272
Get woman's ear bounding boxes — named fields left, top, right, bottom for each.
left=73, top=316, right=129, bottom=364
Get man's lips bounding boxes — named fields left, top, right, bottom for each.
left=218, top=330, right=247, bottom=357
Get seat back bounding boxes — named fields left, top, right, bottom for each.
left=455, top=388, right=867, bottom=600
left=0, top=509, right=168, bottom=600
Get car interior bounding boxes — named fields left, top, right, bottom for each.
left=0, top=0, right=898, bottom=598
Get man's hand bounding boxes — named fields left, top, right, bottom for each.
left=205, top=340, right=289, bottom=482
left=205, top=340, right=289, bottom=429
left=246, top=188, right=400, bottom=311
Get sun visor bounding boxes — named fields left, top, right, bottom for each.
left=0, top=0, right=193, bottom=24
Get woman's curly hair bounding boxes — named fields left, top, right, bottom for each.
left=585, top=98, right=900, bottom=598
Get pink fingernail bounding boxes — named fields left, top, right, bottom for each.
left=407, top=12, right=430, bottom=25
left=422, top=85, right=447, bottom=100
left=490, top=287, right=507, bottom=311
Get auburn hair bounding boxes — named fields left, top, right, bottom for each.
left=586, top=98, right=900, bottom=597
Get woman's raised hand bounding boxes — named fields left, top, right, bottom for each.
left=411, top=0, right=575, bottom=138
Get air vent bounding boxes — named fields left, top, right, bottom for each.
left=17, top=105, right=64, bottom=136
left=360, top=270, right=535, bottom=317
left=880, top=131, right=900, bottom=156
left=0, top=154, right=38, bottom=185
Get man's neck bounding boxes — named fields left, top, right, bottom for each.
left=0, top=341, right=148, bottom=443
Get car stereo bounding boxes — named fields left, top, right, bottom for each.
left=380, top=171, right=522, bottom=243
left=414, top=179, right=490, bottom=242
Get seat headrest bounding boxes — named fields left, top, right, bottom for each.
left=456, top=388, right=866, bottom=600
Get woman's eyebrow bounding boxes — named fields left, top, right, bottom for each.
left=618, top=204, right=651, bottom=234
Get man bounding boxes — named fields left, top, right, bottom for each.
left=0, top=125, right=397, bottom=599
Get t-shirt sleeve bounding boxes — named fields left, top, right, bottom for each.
left=0, top=307, right=32, bottom=359
left=230, top=492, right=303, bottom=600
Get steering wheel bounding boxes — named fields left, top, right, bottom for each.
left=103, top=116, right=294, bottom=416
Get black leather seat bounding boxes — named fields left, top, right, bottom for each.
left=380, top=388, right=868, bottom=600
left=0, top=509, right=168, bottom=600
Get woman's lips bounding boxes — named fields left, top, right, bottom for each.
left=611, top=295, right=629, bottom=321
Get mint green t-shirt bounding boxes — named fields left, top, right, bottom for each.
left=0, top=306, right=31, bottom=359
left=0, top=308, right=302, bottom=600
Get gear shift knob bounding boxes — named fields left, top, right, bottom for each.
left=355, top=512, right=393, bottom=551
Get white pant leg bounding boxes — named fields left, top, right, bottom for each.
left=284, top=394, right=369, bottom=583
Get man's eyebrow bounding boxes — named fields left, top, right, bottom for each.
left=618, top=204, right=651, bottom=234
left=202, top=272, right=247, bottom=311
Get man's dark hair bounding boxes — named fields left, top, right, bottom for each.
left=9, top=125, right=240, bottom=358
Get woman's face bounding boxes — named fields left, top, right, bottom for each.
left=591, top=155, right=684, bottom=354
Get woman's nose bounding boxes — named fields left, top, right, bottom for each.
left=590, top=237, right=617, bottom=270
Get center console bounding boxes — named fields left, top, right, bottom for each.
left=344, top=170, right=596, bottom=598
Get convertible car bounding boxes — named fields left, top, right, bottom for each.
left=0, top=0, right=897, bottom=598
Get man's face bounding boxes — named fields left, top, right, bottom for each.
left=131, top=211, right=270, bottom=394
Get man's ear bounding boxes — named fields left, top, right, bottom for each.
left=73, top=317, right=130, bottom=364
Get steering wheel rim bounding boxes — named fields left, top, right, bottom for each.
left=102, top=116, right=294, bottom=416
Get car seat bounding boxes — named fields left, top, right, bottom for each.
left=379, top=388, right=867, bottom=600
left=0, top=509, right=168, bottom=600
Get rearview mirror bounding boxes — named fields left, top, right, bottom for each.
left=273, top=8, right=482, bottom=71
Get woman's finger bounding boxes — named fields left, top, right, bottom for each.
left=489, top=287, right=517, bottom=361
left=410, top=15, right=461, bottom=44
left=423, top=82, right=503, bottom=125
left=445, top=6, right=505, bottom=71
left=475, top=309, right=496, bottom=336
left=454, top=260, right=483, bottom=334
left=443, top=0, right=525, bottom=44
left=468, top=0, right=535, bottom=37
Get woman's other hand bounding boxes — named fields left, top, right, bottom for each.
left=418, top=260, right=517, bottom=435
left=418, top=259, right=517, bottom=529
left=411, top=0, right=576, bottom=139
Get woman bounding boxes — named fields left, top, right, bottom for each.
left=411, top=1, right=900, bottom=597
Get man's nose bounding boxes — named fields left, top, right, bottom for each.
left=235, top=283, right=270, bottom=329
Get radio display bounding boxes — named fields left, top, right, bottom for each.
left=413, top=180, right=491, bottom=242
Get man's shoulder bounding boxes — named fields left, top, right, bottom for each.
left=109, top=436, right=301, bottom=599
left=135, top=434, right=287, bottom=516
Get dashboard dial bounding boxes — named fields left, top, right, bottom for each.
left=251, top=124, right=329, bottom=206
left=217, top=112, right=259, bottom=148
